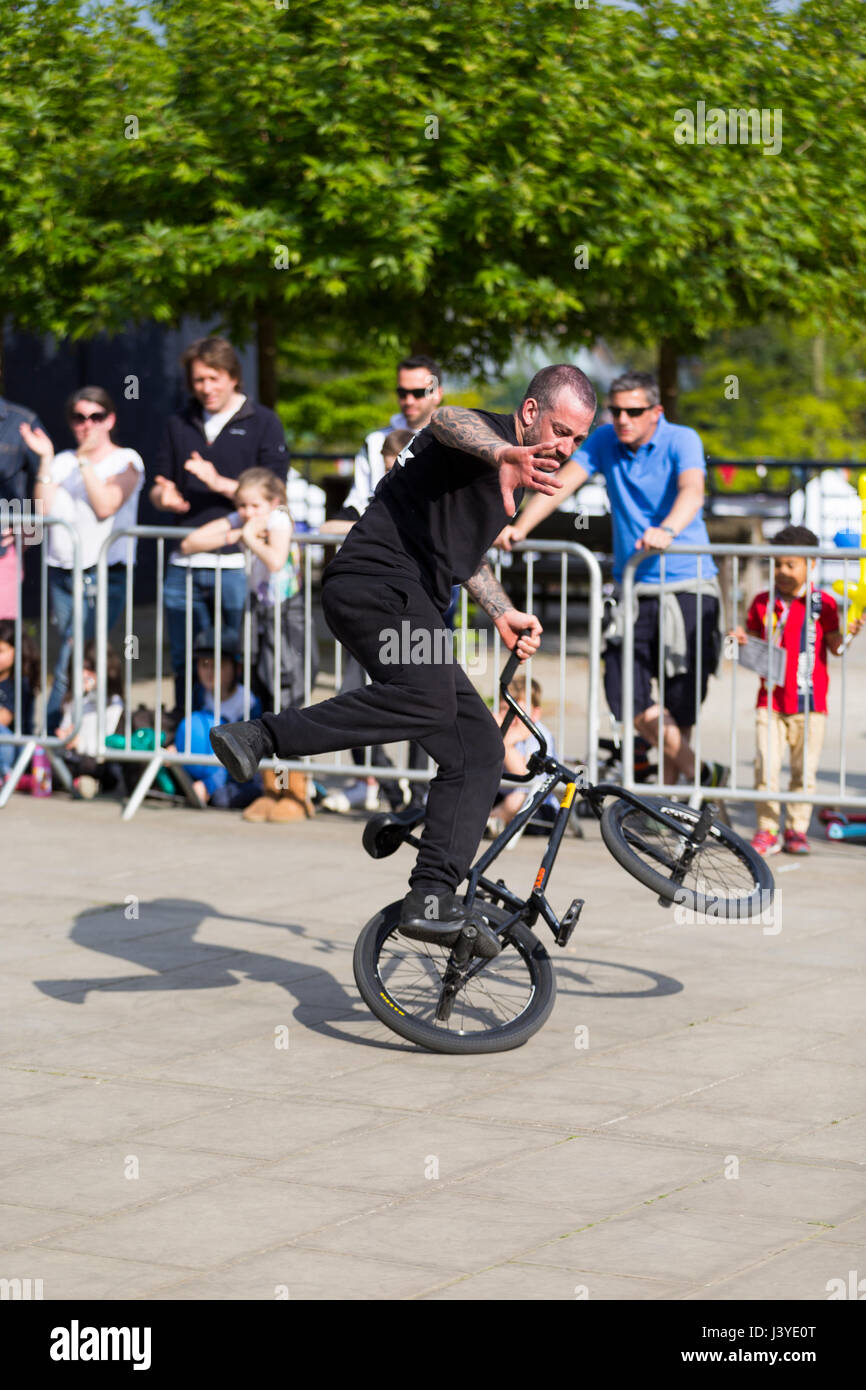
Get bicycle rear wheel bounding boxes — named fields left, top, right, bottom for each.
left=600, top=795, right=773, bottom=918
left=353, top=900, right=555, bottom=1054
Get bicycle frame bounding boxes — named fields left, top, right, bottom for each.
left=407, top=636, right=721, bottom=951
left=389, top=633, right=723, bottom=966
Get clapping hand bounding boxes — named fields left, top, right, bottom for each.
left=153, top=475, right=190, bottom=513
left=184, top=451, right=221, bottom=491
left=20, top=422, right=54, bottom=462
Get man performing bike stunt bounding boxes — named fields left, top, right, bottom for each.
left=210, top=364, right=597, bottom=952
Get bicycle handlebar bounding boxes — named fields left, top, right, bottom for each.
left=499, top=628, right=548, bottom=774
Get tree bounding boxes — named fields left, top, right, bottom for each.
left=3, top=0, right=865, bottom=434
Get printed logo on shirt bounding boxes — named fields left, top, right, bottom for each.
left=228, top=428, right=247, bottom=435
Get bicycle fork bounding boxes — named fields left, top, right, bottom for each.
left=435, top=924, right=486, bottom=1022
left=658, top=801, right=715, bottom=907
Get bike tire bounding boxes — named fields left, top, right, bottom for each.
left=353, top=900, right=556, bottom=1054
left=600, top=795, right=774, bottom=918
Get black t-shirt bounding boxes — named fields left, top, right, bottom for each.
left=324, top=410, right=522, bottom=613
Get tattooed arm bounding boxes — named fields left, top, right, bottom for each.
left=465, top=560, right=542, bottom=659
left=464, top=559, right=511, bottom=618
left=430, top=407, right=514, bottom=467
left=430, top=405, right=564, bottom=514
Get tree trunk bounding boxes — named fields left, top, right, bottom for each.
left=256, top=309, right=278, bottom=409
left=812, top=332, right=825, bottom=398
left=658, top=337, right=679, bottom=421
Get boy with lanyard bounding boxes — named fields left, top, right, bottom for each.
left=731, top=525, right=862, bottom=855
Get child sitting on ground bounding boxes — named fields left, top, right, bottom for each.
left=730, top=524, right=862, bottom=856
left=0, top=619, right=40, bottom=783
left=487, top=674, right=560, bottom=837
left=55, top=640, right=125, bottom=797
left=171, top=628, right=263, bottom=809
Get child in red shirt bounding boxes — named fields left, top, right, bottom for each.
left=732, top=525, right=861, bottom=856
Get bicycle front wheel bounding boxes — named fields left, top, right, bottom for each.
left=353, top=900, right=555, bottom=1054
left=600, top=795, right=773, bottom=918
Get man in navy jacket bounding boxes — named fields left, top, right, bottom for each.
left=149, top=336, right=289, bottom=711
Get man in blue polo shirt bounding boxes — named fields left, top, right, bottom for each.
left=498, top=370, right=725, bottom=789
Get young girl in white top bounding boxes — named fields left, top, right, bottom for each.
left=180, top=468, right=317, bottom=711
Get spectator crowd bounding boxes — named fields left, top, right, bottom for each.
left=0, top=342, right=860, bottom=853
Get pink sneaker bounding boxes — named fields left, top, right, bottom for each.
left=783, top=829, right=810, bottom=854
left=752, top=830, right=782, bottom=856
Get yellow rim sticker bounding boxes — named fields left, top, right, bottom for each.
left=379, top=991, right=406, bottom=1016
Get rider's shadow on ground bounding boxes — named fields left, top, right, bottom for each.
left=33, top=899, right=683, bottom=1052
left=33, top=897, right=393, bottom=1044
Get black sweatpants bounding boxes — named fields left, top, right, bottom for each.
left=260, top=573, right=504, bottom=893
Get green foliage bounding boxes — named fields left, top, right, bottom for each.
left=680, top=322, right=866, bottom=485
left=2, top=0, right=866, bottom=440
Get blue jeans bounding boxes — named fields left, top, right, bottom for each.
left=0, top=730, right=17, bottom=776
left=46, top=563, right=127, bottom=735
left=163, top=562, right=248, bottom=712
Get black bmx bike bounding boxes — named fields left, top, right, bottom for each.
left=352, top=642, right=774, bottom=1054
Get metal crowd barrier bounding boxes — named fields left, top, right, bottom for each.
left=0, top=516, right=84, bottom=808
left=619, top=542, right=866, bottom=810
left=87, top=527, right=602, bottom=819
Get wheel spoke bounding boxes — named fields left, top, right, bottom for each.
left=376, top=931, right=536, bottom=1034
left=618, top=805, right=757, bottom=902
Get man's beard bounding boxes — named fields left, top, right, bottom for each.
left=522, top=417, right=568, bottom=462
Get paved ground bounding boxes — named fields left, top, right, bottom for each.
left=1, top=780, right=864, bottom=1301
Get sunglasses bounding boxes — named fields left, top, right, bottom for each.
left=608, top=405, right=652, bottom=419
left=396, top=387, right=433, bottom=400
left=70, top=410, right=108, bottom=425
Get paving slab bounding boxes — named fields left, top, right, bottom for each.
left=0, top=775, right=863, bottom=1300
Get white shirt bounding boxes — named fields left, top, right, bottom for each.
left=225, top=507, right=300, bottom=604
left=344, top=413, right=408, bottom=516
left=202, top=396, right=247, bottom=443
left=171, top=396, right=251, bottom=569
left=71, top=693, right=123, bottom=757
left=45, top=448, right=144, bottom=568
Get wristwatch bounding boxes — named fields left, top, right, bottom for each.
left=660, top=525, right=676, bottom=536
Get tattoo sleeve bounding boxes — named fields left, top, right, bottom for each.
left=429, top=406, right=508, bottom=466
left=464, top=560, right=512, bottom=618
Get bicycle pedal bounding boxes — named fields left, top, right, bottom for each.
left=555, top=898, right=584, bottom=946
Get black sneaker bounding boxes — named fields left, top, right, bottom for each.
left=209, top=719, right=276, bottom=782
left=398, top=889, right=502, bottom=958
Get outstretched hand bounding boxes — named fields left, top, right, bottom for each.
left=495, top=441, right=564, bottom=515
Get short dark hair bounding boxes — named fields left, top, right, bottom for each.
left=83, top=639, right=122, bottom=699
left=522, top=364, right=597, bottom=416
left=181, top=337, right=243, bottom=391
left=772, top=524, right=819, bottom=550
left=66, top=387, right=117, bottom=442
left=609, top=371, right=660, bottom=406
left=382, top=429, right=415, bottom=459
left=397, top=354, right=442, bottom=385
